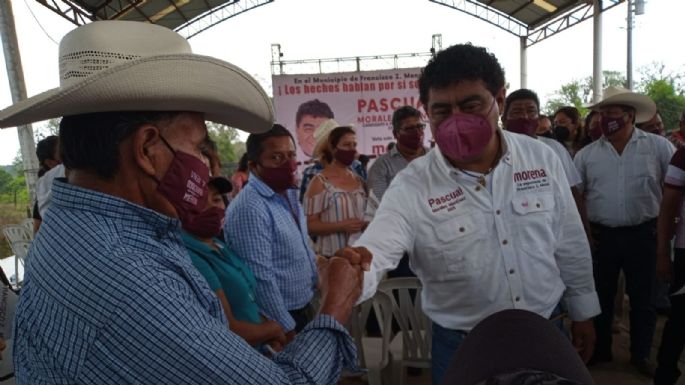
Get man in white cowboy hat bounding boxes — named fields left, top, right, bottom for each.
left=1, top=21, right=364, bottom=385
left=574, top=86, right=675, bottom=375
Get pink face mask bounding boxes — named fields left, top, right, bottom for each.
left=588, top=124, right=603, bottom=141
left=156, top=137, right=209, bottom=222
left=506, top=118, right=538, bottom=137
left=182, top=206, right=225, bottom=239
left=260, top=159, right=297, bottom=192
left=435, top=102, right=495, bottom=162
left=397, top=130, right=424, bottom=150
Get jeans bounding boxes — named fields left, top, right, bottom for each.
left=655, top=248, right=685, bottom=385
left=431, top=323, right=467, bottom=385
left=591, top=220, right=657, bottom=361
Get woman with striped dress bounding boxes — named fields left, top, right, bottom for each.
left=304, top=126, right=368, bottom=257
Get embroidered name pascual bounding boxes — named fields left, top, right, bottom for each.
left=514, top=168, right=550, bottom=192
left=428, top=187, right=465, bottom=213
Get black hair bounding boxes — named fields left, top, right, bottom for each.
left=245, top=124, right=295, bottom=163
left=321, top=126, right=355, bottom=164
left=503, top=89, right=540, bottom=119
left=392, top=106, right=422, bottom=133
left=237, top=152, right=249, bottom=172
left=419, top=43, right=505, bottom=107
left=35, top=135, right=59, bottom=177
left=295, top=99, right=334, bottom=126
left=59, top=111, right=181, bottom=179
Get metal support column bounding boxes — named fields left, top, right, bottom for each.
left=520, top=36, right=527, bottom=89
left=592, top=0, right=603, bottom=103
left=626, top=0, right=633, bottom=90
left=0, top=0, right=38, bottom=206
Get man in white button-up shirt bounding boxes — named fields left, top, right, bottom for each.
left=348, top=44, right=600, bottom=385
left=574, top=86, right=675, bottom=375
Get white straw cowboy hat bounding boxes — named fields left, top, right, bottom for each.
left=0, top=21, right=274, bottom=133
left=312, top=118, right=340, bottom=159
left=586, top=86, right=656, bottom=124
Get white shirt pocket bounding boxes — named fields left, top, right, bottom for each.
left=511, top=192, right=556, bottom=258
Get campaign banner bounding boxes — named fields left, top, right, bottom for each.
left=272, top=68, right=432, bottom=164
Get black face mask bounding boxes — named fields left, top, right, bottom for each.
left=553, top=125, right=570, bottom=142
left=539, top=130, right=555, bottom=139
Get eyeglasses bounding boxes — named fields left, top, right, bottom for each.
left=400, top=123, right=426, bottom=132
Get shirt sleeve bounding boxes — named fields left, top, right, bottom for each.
left=303, top=192, right=327, bottom=216
left=366, top=158, right=390, bottom=200
left=551, top=154, right=601, bottom=321
left=83, top=267, right=358, bottom=385
left=572, top=149, right=587, bottom=194
left=354, top=175, right=416, bottom=303
left=665, top=147, right=685, bottom=189
left=658, top=136, right=677, bottom=182
left=557, top=146, right=582, bottom=187
left=224, top=201, right=297, bottom=332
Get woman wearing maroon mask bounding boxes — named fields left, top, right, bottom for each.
left=304, top=126, right=368, bottom=257
left=182, top=174, right=288, bottom=353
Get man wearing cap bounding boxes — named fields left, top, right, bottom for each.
left=340, top=44, right=600, bottom=385
left=3, top=21, right=362, bottom=385
left=574, top=86, right=675, bottom=374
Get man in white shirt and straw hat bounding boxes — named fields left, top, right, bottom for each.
left=0, top=20, right=363, bottom=385
left=574, top=86, right=675, bottom=375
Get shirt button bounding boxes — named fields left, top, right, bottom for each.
left=502, top=239, right=508, bottom=245
left=509, top=269, right=515, bottom=274
left=475, top=186, right=481, bottom=192
left=515, top=296, right=521, bottom=302
left=496, top=209, right=501, bottom=215
left=536, top=203, right=541, bottom=208
left=459, top=227, right=465, bottom=232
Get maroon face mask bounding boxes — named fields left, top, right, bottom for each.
left=182, top=206, right=225, bottom=239
left=397, top=130, right=424, bottom=150
left=601, top=115, right=626, bottom=137
left=506, top=118, right=539, bottom=137
left=334, top=149, right=356, bottom=166
left=156, top=137, right=209, bottom=223
left=260, top=159, right=297, bottom=192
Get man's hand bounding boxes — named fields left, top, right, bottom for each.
left=317, top=257, right=363, bottom=325
left=656, top=247, right=673, bottom=283
left=285, top=330, right=296, bottom=344
left=334, top=246, right=372, bottom=271
left=571, top=320, right=596, bottom=363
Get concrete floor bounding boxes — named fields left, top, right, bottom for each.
left=340, top=313, right=685, bottom=385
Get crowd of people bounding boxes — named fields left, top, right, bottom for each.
left=2, top=18, right=685, bottom=385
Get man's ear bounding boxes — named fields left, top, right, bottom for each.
left=495, top=86, right=507, bottom=116
left=132, top=124, right=164, bottom=177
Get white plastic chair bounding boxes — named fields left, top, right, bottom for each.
left=378, top=277, right=432, bottom=385
left=346, top=291, right=394, bottom=385
left=20, top=218, right=34, bottom=240
left=3, top=225, right=32, bottom=288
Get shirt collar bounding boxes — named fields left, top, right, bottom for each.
left=51, top=178, right=180, bottom=234
left=599, top=126, right=642, bottom=146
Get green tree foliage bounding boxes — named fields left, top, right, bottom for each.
left=543, top=71, right=626, bottom=116
left=206, top=121, right=246, bottom=176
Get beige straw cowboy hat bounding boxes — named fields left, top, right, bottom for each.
left=312, top=118, right=340, bottom=159
left=0, top=20, right=274, bottom=133
left=586, top=86, right=656, bottom=124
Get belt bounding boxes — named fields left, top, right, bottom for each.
left=591, top=218, right=656, bottom=232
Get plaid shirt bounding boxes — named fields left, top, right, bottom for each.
left=224, top=174, right=318, bottom=332
left=14, top=180, right=357, bottom=385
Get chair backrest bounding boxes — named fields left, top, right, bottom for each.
left=347, top=291, right=394, bottom=370
left=20, top=218, right=34, bottom=240
left=378, top=277, right=432, bottom=362
left=2, top=225, right=31, bottom=244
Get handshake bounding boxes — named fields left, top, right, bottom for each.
left=316, top=247, right=372, bottom=325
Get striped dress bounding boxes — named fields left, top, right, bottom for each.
left=304, top=173, right=367, bottom=257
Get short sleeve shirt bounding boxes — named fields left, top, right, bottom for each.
left=664, top=147, right=685, bottom=248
